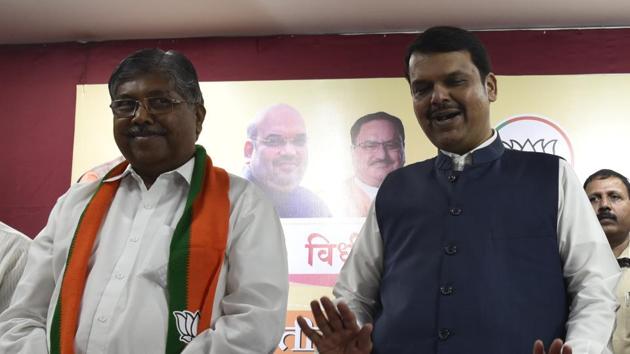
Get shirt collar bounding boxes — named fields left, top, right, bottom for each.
left=353, top=177, right=379, bottom=200
left=619, top=241, right=630, bottom=259
left=103, top=157, right=196, bottom=186
left=436, top=130, right=504, bottom=171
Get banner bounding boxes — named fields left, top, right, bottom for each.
left=73, top=74, right=630, bottom=352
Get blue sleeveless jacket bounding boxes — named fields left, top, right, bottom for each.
left=372, top=137, right=567, bottom=354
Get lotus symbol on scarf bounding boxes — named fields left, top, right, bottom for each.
left=173, top=310, right=200, bottom=343
left=502, top=138, right=557, bottom=154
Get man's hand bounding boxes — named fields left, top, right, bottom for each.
left=532, top=339, right=572, bottom=354
left=296, top=296, right=372, bottom=354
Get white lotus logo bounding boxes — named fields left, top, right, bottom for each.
left=502, top=138, right=558, bottom=154
left=173, top=310, right=199, bottom=343
left=496, top=115, right=574, bottom=165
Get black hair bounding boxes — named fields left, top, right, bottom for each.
left=404, top=26, right=492, bottom=81
left=350, top=112, right=405, bottom=145
left=584, top=169, right=630, bottom=196
left=108, top=48, right=203, bottom=104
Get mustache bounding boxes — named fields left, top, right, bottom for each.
left=127, top=125, right=167, bottom=137
left=428, top=102, right=461, bottom=117
left=597, top=210, right=617, bottom=221
left=272, top=156, right=301, bottom=165
left=369, top=158, right=394, bottom=166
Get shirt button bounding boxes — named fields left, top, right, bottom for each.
left=143, top=203, right=153, bottom=209
left=449, top=207, right=462, bottom=216
left=129, top=237, right=139, bottom=243
left=444, top=245, right=457, bottom=255
left=438, top=328, right=451, bottom=340
left=448, top=175, right=457, bottom=183
left=114, top=272, right=124, bottom=280
left=97, top=316, right=108, bottom=323
left=440, top=286, right=454, bottom=295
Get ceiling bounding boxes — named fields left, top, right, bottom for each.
left=2, top=0, right=630, bottom=45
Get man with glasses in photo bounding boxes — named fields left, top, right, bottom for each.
left=244, top=103, right=331, bottom=218
left=0, top=48, right=288, bottom=354
left=337, top=112, right=405, bottom=217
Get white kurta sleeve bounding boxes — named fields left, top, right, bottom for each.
left=0, top=223, right=31, bottom=314
left=0, top=199, right=65, bottom=353
left=558, top=160, right=621, bottom=354
left=182, top=176, right=289, bottom=354
left=332, top=202, right=383, bottom=326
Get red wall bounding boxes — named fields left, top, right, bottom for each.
left=2, top=29, right=630, bottom=236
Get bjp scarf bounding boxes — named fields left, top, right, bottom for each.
left=50, top=145, right=230, bottom=354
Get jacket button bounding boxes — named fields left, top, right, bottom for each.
left=444, top=245, right=457, bottom=255
left=438, top=328, right=451, bottom=340
left=440, top=286, right=454, bottom=295
left=448, top=175, right=457, bottom=183
left=449, top=207, right=462, bottom=216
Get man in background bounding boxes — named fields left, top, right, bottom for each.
left=244, top=103, right=331, bottom=218
left=0, top=221, right=30, bottom=313
left=584, top=169, right=630, bottom=354
left=340, top=112, right=405, bottom=216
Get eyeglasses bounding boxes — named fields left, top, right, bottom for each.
left=256, top=135, right=307, bottom=148
left=109, top=97, right=185, bottom=118
left=354, top=140, right=403, bottom=152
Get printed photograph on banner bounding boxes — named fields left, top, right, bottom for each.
left=242, top=103, right=332, bottom=218
left=72, top=74, right=630, bottom=353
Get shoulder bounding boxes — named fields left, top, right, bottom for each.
left=292, top=186, right=324, bottom=201
left=227, top=173, right=266, bottom=203
left=0, top=222, right=31, bottom=254
left=42, top=180, right=100, bottom=215
left=503, top=148, right=562, bottom=164
left=501, top=150, right=562, bottom=179
left=226, top=173, right=284, bottom=216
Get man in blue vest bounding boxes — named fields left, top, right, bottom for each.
left=297, top=26, right=620, bottom=354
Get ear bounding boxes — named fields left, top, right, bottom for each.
left=244, top=140, right=254, bottom=159
left=485, top=73, right=498, bottom=102
left=399, top=147, right=406, bottom=167
left=195, top=104, right=206, bottom=138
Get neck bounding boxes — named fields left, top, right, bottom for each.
left=445, top=129, right=494, bottom=156
left=133, top=166, right=166, bottom=190
left=468, top=129, right=494, bottom=153
left=247, top=169, right=297, bottom=194
left=356, top=176, right=380, bottom=188
left=139, top=175, right=156, bottom=189
left=610, top=236, right=630, bottom=257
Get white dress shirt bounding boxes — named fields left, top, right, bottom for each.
left=0, top=157, right=289, bottom=354
left=353, top=177, right=379, bottom=201
left=613, top=244, right=630, bottom=354
left=334, top=134, right=621, bottom=354
left=0, top=222, right=31, bottom=314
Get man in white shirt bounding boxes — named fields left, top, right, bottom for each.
left=0, top=221, right=30, bottom=313
left=584, top=169, right=630, bottom=354
left=297, top=26, right=619, bottom=354
left=0, top=48, right=288, bottom=354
